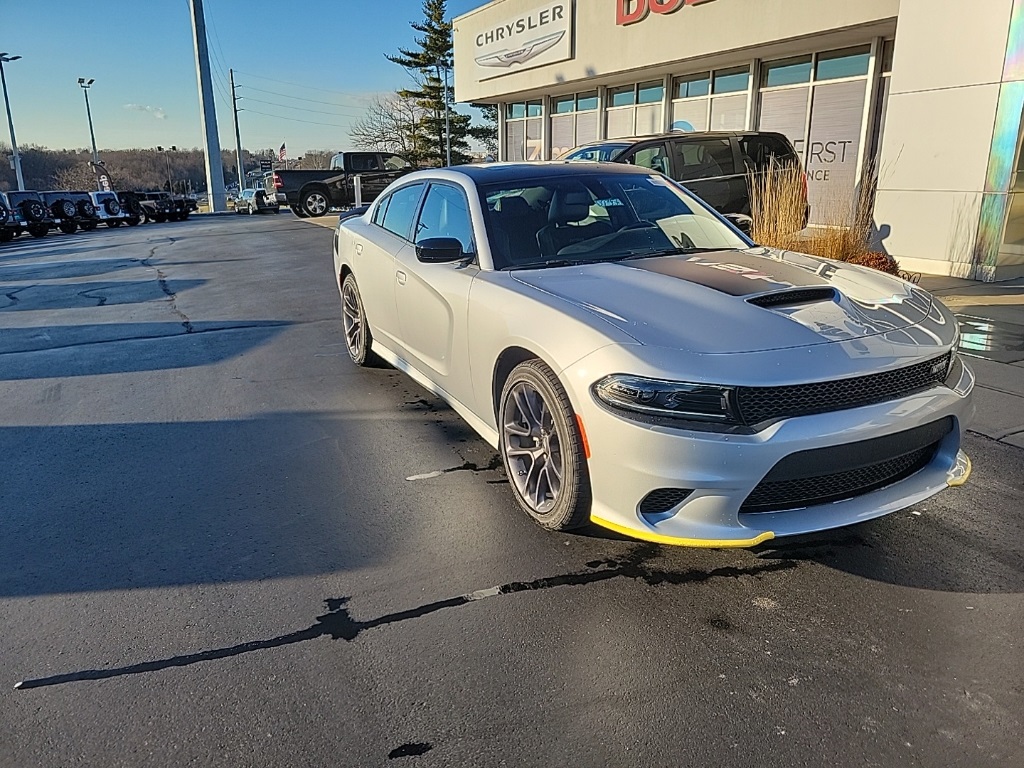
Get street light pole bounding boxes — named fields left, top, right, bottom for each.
left=0, top=53, right=25, bottom=191
left=443, top=62, right=452, bottom=167
left=77, top=78, right=99, bottom=165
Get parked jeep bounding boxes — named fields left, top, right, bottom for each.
left=41, top=191, right=84, bottom=234
left=90, top=191, right=131, bottom=228
left=3, top=191, right=54, bottom=238
left=0, top=193, right=17, bottom=242
left=116, top=192, right=144, bottom=226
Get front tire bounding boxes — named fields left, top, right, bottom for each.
left=340, top=274, right=377, bottom=367
left=499, top=360, right=591, bottom=531
left=125, top=216, right=140, bottom=227
left=80, top=220, right=98, bottom=231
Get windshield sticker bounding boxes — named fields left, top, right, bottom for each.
left=594, top=198, right=624, bottom=207
left=646, top=176, right=672, bottom=188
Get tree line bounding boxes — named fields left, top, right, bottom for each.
left=350, top=0, right=498, bottom=164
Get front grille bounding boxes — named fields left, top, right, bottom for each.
left=639, top=488, right=693, bottom=515
left=741, top=418, right=952, bottom=513
left=735, top=352, right=950, bottom=426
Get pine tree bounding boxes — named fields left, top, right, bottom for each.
left=386, top=0, right=471, bottom=166
left=469, top=104, right=499, bottom=160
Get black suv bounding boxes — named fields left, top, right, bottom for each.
left=2, top=191, right=54, bottom=239
left=562, top=131, right=807, bottom=233
left=41, top=191, right=99, bottom=234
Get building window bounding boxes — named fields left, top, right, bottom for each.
left=815, top=45, right=871, bottom=81
left=758, top=46, right=876, bottom=224
left=606, top=81, right=666, bottom=139
left=671, top=65, right=751, bottom=133
left=713, top=67, right=750, bottom=94
left=549, top=91, right=600, bottom=159
left=674, top=72, right=710, bottom=99
left=762, top=56, right=813, bottom=88
left=505, top=100, right=544, bottom=161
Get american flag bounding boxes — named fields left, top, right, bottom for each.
left=278, top=143, right=286, bottom=162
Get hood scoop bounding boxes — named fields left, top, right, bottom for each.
left=747, top=287, right=838, bottom=308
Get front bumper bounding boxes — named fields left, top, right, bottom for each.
left=563, top=347, right=975, bottom=547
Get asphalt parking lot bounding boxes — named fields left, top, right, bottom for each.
left=1, top=215, right=1022, bottom=767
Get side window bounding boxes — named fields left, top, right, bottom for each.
left=671, top=138, right=737, bottom=181
left=380, top=184, right=424, bottom=240
left=739, top=134, right=797, bottom=172
left=624, top=144, right=670, bottom=175
left=414, top=184, right=474, bottom=253
left=350, top=154, right=381, bottom=172
left=372, top=194, right=392, bottom=226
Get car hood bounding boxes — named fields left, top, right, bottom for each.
left=510, top=248, right=937, bottom=354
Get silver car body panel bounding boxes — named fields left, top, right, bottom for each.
left=332, top=165, right=974, bottom=546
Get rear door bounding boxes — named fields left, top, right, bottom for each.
left=668, top=136, right=747, bottom=217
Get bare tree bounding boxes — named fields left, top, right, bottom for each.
left=349, top=94, right=429, bottom=162
left=52, top=163, right=99, bottom=191
left=299, top=150, right=337, bottom=170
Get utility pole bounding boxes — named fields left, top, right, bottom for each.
left=0, top=53, right=25, bottom=191
left=443, top=62, right=451, bottom=167
left=77, top=78, right=99, bottom=165
left=188, top=0, right=227, bottom=211
left=230, top=68, right=244, bottom=191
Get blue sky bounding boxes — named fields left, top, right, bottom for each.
left=3, top=0, right=482, bottom=156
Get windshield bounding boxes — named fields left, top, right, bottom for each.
left=481, top=171, right=749, bottom=269
left=561, top=143, right=630, bottom=162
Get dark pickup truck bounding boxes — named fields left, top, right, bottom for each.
left=267, top=152, right=413, bottom=218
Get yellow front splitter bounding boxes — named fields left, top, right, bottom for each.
left=947, top=451, right=972, bottom=487
left=591, top=515, right=775, bottom=549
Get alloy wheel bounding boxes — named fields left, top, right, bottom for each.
left=502, top=382, right=563, bottom=514
left=341, top=280, right=364, bottom=357
left=305, top=193, right=328, bottom=216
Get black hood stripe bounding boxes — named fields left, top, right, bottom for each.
left=621, top=252, right=831, bottom=298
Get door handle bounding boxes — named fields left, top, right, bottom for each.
left=396, top=270, right=407, bottom=285
left=355, top=243, right=363, bottom=254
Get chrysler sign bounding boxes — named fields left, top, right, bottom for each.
left=474, top=2, right=574, bottom=79
left=616, top=0, right=717, bottom=26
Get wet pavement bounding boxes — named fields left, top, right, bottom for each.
left=0, top=218, right=1022, bottom=767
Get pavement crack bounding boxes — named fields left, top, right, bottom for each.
left=1, top=284, right=35, bottom=309
left=155, top=267, right=193, bottom=333
left=405, top=455, right=502, bottom=481
left=13, top=547, right=797, bottom=689
left=76, top=286, right=109, bottom=307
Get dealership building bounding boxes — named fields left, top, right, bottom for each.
left=453, top=0, right=1024, bottom=281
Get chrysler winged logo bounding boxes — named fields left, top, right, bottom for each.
left=475, top=30, right=566, bottom=69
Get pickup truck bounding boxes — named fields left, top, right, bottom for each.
left=267, top=151, right=414, bottom=218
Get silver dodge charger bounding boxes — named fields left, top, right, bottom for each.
left=332, top=162, right=974, bottom=547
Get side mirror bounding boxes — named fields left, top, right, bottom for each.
left=416, top=237, right=466, bottom=263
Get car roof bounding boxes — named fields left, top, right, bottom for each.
left=422, top=161, right=659, bottom=185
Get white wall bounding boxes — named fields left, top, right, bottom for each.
left=874, top=0, right=1018, bottom=279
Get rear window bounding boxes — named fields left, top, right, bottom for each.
left=671, top=138, right=736, bottom=181
left=739, top=134, right=798, bottom=171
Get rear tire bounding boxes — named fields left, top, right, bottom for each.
left=106, top=220, right=122, bottom=228
left=58, top=221, right=77, bottom=235
left=340, top=274, right=378, bottom=367
left=301, top=189, right=330, bottom=217
left=80, top=221, right=98, bottom=232
left=0, top=228, right=13, bottom=243
left=499, top=360, right=592, bottom=532
left=291, top=205, right=309, bottom=219
left=155, top=214, right=167, bottom=223
left=28, top=225, right=48, bottom=238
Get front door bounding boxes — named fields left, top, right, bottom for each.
left=394, top=182, right=478, bottom=404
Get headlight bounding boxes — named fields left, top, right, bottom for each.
left=593, top=375, right=739, bottom=423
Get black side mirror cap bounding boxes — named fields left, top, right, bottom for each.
left=415, top=237, right=466, bottom=263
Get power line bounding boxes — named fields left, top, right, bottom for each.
left=236, top=85, right=369, bottom=108
left=238, top=108, right=355, bottom=128
left=238, top=96, right=367, bottom=118
left=233, top=69, right=372, bottom=99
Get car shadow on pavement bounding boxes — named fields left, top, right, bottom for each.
left=0, top=280, right=205, bottom=311
left=0, top=320, right=290, bottom=380
left=0, top=411, right=397, bottom=602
